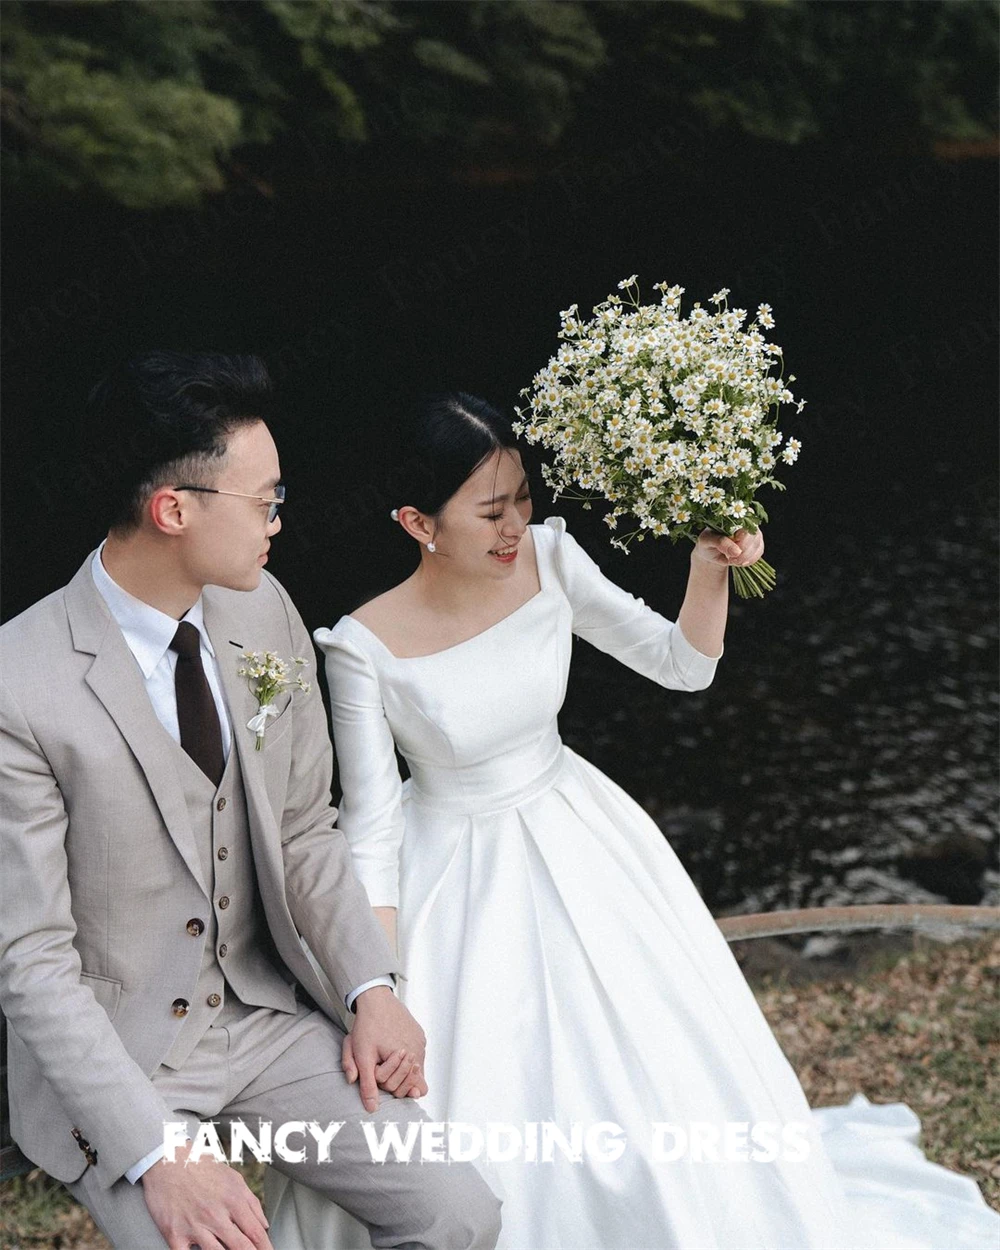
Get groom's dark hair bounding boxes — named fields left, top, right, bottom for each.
left=87, top=350, right=276, bottom=533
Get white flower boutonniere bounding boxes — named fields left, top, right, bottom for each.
left=236, top=650, right=311, bottom=749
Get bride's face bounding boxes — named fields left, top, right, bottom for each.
left=436, top=447, right=533, bottom=577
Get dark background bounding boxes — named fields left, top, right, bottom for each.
left=3, top=0, right=997, bottom=919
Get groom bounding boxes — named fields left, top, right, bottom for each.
left=0, top=352, right=502, bottom=1249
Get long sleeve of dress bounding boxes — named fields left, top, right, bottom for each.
left=542, top=515, right=723, bottom=692
left=312, top=625, right=404, bottom=909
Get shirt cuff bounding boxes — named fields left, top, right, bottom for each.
left=345, top=975, right=397, bottom=1014
left=125, top=1142, right=170, bottom=1184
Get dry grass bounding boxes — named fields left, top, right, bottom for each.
left=745, top=931, right=1000, bottom=1211
left=2, top=934, right=996, bottom=1246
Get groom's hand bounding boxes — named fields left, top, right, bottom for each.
left=141, top=1143, right=273, bottom=1250
left=343, top=986, right=429, bottom=1112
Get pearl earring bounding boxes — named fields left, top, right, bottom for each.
left=427, top=542, right=436, bottom=553
left=390, top=508, right=399, bottom=521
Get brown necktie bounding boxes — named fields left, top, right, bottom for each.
left=169, top=621, right=224, bottom=786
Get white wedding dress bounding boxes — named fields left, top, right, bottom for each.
left=264, top=516, right=998, bottom=1249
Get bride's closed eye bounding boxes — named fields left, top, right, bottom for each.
left=485, top=491, right=531, bottom=522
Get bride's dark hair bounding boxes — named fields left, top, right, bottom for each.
left=396, top=391, right=520, bottom=516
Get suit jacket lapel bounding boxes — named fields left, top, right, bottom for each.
left=202, top=593, right=286, bottom=900
left=66, top=556, right=210, bottom=900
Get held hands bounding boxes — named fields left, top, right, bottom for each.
left=342, top=986, right=429, bottom=1112
left=141, top=1143, right=273, bottom=1250
left=692, top=526, right=765, bottom=570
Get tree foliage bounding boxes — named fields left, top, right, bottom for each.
left=1, top=0, right=996, bottom=207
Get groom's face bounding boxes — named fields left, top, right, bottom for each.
left=181, top=420, right=283, bottom=592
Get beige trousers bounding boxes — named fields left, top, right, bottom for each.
left=67, top=994, right=502, bottom=1250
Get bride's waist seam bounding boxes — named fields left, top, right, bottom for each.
left=405, top=746, right=569, bottom=816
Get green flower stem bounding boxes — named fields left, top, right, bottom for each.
left=731, top=557, right=777, bottom=598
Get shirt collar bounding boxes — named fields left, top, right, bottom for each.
left=90, top=540, right=216, bottom=678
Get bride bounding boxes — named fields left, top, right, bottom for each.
left=265, top=393, right=998, bottom=1249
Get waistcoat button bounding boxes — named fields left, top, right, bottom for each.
left=186, top=918, right=205, bottom=937
left=216, top=797, right=227, bottom=811
left=218, top=895, right=230, bottom=910
left=207, top=993, right=222, bottom=1008
left=217, top=846, right=229, bottom=861
left=171, top=999, right=190, bottom=1017
left=219, top=944, right=229, bottom=957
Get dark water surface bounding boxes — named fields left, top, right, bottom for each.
left=558, top=482, right=998, bottom=915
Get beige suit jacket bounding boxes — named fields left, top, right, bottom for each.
left=0, top=554, right=401, bottom=1189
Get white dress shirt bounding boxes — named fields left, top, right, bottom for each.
left=90, top=542, right=233, bottom=756
left=89, top=545, right=394, bottom=1182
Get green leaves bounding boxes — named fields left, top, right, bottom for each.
left=412, top=38, right=493, bottom=86
left=2, top=0, right=995, bottom=208
left=2, top=16, right=241, bottom=207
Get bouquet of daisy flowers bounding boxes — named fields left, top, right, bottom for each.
left=512, top=276, right=805, bottom=598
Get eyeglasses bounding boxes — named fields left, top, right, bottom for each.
left=174, top=483, right=286, bottom=524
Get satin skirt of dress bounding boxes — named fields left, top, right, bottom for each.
left=263, top=744, right=999, bottom=1249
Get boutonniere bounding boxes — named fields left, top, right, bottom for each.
left=236, top=650, right=311, bottom=749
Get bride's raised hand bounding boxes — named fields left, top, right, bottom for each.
left=692, top=525, right=764, bottom=569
